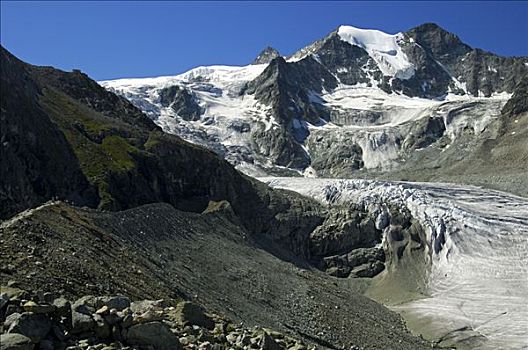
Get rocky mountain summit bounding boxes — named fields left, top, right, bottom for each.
left=102, top=23, right=528, bottom=196
left=252, top=47, right=281, bottom=65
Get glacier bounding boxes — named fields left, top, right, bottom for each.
left=261, top=177, right=528, bottom=349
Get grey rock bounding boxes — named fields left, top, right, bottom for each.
left=72, top=296, right=97, bottom=315
left=129, top=300, right=164, bottom=314
left=375, top=210, right=390, bottom=231
left=22, top=301, right=55, bottom=314
left=52, top=297, right=71, bottom=318
left=350, top=261, right=385, bottom=278
left=127, top=321, right=181, bottom=350
left=71, top=311, right=95, bottom=335
left=260, top=333, right=282, bottom=350
left=95, top=296, right=130, bottom=311
left=0, top=333, right=34, bottom=350
left=5, top=312, right=52, bottom=343
left=252, top=47, right=281, bottom=65
left=158, top=85, right=202, bottom=121
left=173, top=302, right=215, bottom=330
left=93, top=313, right=111, bottom=339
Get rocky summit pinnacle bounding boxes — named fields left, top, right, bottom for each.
left=252, top=46, right=281, bottom=65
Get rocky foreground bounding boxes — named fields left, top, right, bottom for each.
left=1, top=287, right=312, bottom=350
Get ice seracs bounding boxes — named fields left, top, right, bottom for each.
left=337, top=25, right=415, bottom=79
left=262, top=177, right=528, bottom=349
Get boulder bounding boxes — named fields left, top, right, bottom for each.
left=5, top=312, right=52, bottom=343
left=0, top=333, right=34, bottom=350
left=260, top=333, right=282, bottom=350
left=126, top=321, right=181, bottom=350
left=130, top=300, right=164, bottom=314
left=93, top=313, right=111, bottom=339
left=95, top=296, right=130, bottom=311
left=350, top=261, right=385, bottom=278
left=72, top=296, right=97, bottom=315
left=172, top=302, right=215, bottom=330
left=375, top=210, right=390, bottom=231
left=0, top=287, right=28, bottom=302
left=22, top=301, right=55, bottom=314
left=52, top=297, right=71, bottom=318
left=71, top=311, right=95, bottom=335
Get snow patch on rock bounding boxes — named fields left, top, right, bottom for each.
left=337, top=25, right=415, bottom=80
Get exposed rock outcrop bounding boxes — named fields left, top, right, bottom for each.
left=252, top=47, right=281, bottom=65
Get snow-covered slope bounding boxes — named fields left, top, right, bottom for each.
left=337, top=25, right=415, bottom=79
left=262, top=177, right=528, bottom=349
left=101, top=23, right=522, bottom=180
left=101, top=64, right=279, bottom=169
left=102, top=67, right=508, bottom=176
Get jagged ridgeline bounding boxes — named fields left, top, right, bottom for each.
left=0, top=45, right=437, bottom=349
left=102, top=23, right=528, bottom=196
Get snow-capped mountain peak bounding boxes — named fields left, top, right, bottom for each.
left=337, top=25, right=415, bottom=79
left=101, top=23, right=526, bottom=180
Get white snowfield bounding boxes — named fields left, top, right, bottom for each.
left=337, top=25, right=415, bottom=79
left=101, top=58, right=509, bottom=175
left=101, top=64, right=277, bottom=167
left=261, top=177, right=528, bottom=350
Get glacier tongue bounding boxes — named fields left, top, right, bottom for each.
left=261, top=177, right=528, bottom=349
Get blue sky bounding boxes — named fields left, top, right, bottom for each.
left=1, top=1, right=527, bottom=80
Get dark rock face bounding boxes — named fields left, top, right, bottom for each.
left=252, top=47, right=281, bottom=65
left=501, top=75, right=528, bottom=118
left=313, top=33, right=379, bottom=86
left=0, top=46, right=98, bottom=219
left=405, top=23, right=472, bottom=65
left=243, top=56, right=336, bottom=126
left=391, top=42, right=454, bottom=98
left=242, top=56, right=339, bottom=167
left=405, top=23, right=528, bottom=97
left=250, top=124, right=310, bottom=169
left=159, top=85, right=203, bottom=121
left=403, top=116, right=447, bottom=150
left=308, top=138, right=364, bottom=174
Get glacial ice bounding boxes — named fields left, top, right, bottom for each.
left=262, top=177, right=528, bottom=349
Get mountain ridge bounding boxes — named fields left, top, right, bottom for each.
left=101, top=23, right=528, bottom=196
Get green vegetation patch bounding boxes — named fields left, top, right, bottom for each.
left=39, top=87, right=143, bottom=208
left=101, top=135, right=138, bottom=171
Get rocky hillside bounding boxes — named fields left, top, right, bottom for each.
left=1, top=45, right=320, bottom=246
left=0, top=287, right=317, bottom=350
left=101, top=23, right=528, bottom=196
left=0, top=201, right=432, bottom=350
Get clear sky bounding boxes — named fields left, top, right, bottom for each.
left=1, top=1, right=527, bottom=80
